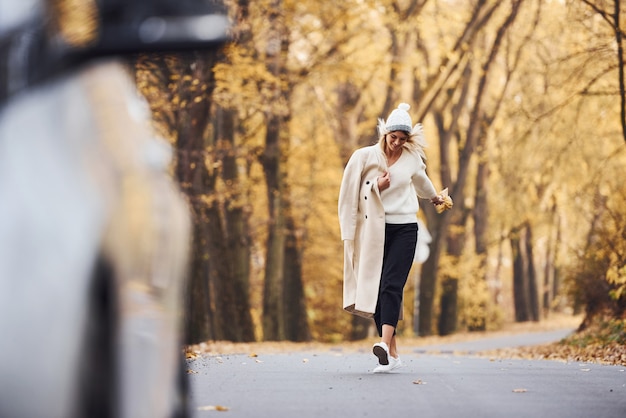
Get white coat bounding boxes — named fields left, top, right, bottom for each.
left=338, top=144, right=437, bottom=318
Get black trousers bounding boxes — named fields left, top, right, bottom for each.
left=374, top=222, right=418, bottom=337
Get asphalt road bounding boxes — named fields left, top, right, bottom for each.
left=187, top=330, right=626, bottom=418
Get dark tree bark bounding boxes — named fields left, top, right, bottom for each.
left=283, top=213, right=311, bottom=342
left=511, top=227, right=530, bottom=322
left=524, top=222, right=540, bottom=321
left=172, top=52, right=220, bottom=344
left=510, top=221, right=539, bottom=322
left=438, top=278, right=458, bottom=335
left=616, top=0, right=626, bottom=143
left=542, top=201, right=559, bottom=317
left=335, top=83, right=364, bottom=164
left=261, top=113, right=287, bottom=340
left=215, top=105, right=256, bottom=341
left=418, top=222, right=444, bottom=336
left=470, top=154, right=489, bottom=332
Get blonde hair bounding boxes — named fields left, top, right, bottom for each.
left=377, top=119, right=428, bottom=160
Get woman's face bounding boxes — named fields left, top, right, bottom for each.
left=385, top=131, right=409, bottom=153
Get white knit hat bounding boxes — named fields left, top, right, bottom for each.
left=384, top=103, right=413, bottom=132
left=377, top=102, right=428, bottom=160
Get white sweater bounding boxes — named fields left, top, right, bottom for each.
left=381, top=149, right=438, bottom=224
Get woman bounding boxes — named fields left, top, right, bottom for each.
left=338, top=103, right=446, bottom=373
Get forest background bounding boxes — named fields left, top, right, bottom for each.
left=135, top=0, right=626, bottom=345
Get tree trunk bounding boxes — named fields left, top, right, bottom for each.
left=283, top=212, right=311, bottom=342
left=438, top=194, right=469, bottom=336
left=610, top=0, right=626, bottom=143
left=524, top=222, right=540, bottom=321
left=335, top=82, right=363, bottom=164
left=261, top=0, right=286, bottom=341
left=215, top=105, right=256, bottom=341
left=261, top=114, right=286, bottom=340
left=471, top=150, right=489, bottom=331
left=350, top=316, right=372, bottom=341
left=173, top=52, right=218, bottom=344
left=552, top=218, right=563, bottom=311
left=511, top=230, right=529, bottom=322
left=542, top=202, right=558, bottom=317
left=204, top=200, right=240, bottom=341
left=184, top=214, right=213, bottom=344
left=511, top=222, right=541, bottom=323
left=418, top=224, right=444, bottom=336
left=438, top=278, right=458, bottom=335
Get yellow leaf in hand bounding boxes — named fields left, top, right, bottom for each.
left=436, top=188, right=453, bottom=213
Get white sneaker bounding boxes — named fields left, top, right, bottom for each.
left=390, top=356, right=402, bottom=371
left=372, top=363, right=392, bottom=373
left=372, top=356, right=401, bottom=373
left=372, top=342, right=390, bottom=365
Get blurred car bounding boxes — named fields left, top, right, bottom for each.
left=0, top=1, right=229, bottom=417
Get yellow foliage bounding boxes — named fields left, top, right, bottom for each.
left=134, top=0, right=626, bottom=341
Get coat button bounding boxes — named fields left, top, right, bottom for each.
left=365, top=215, right=368, bottom=219
left=366, top=181, right=370, bottom=185
left=364, top=196, right=367, bottom=200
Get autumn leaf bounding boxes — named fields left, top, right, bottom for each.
left=198, top=405, right=230, bottom=411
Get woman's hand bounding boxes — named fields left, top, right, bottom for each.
left=378, top=171, right=391, bottom=191
left=432, top=188, right=453, bottom=213
left=430, top=195, right=445, bottom=205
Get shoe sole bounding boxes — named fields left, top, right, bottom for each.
left=372, top=365, right=391, bottom=373
left=373, top=345, right=389, bottom=365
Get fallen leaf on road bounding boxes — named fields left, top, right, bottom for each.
left=186, top=369, right=198, bottom=374
left=413, top=380, right=427, bottom=385
left=303, top=358, right=309, bottom=363
left=198, top=405, right=230, bottom=411
left=512, top=388, right=527, bottom=393
left=249, top=353, right=258, bottom=358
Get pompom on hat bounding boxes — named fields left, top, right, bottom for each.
left=383, top=103, right=413, bottom=133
